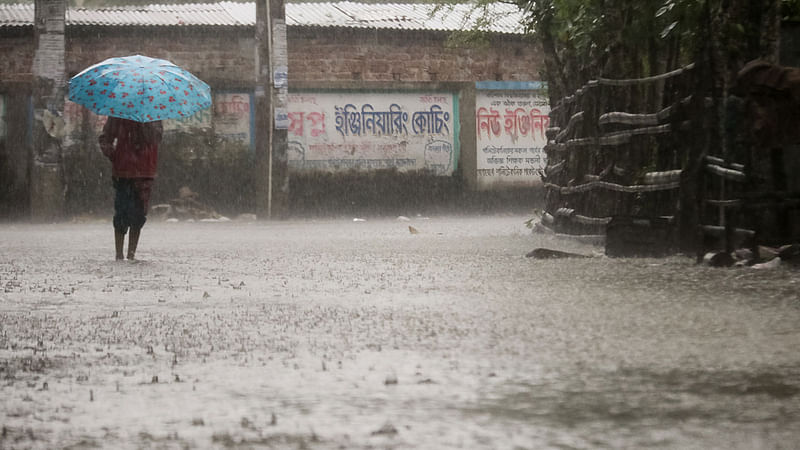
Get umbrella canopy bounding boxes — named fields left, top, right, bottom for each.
left=68, top=54, right=211, bottom=123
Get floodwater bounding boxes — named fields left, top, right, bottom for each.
left=0, top=215, right=798, bottom=449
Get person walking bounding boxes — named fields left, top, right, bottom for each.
left=98, top=117, right=163, bottom=260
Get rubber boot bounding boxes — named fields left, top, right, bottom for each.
left=115, top=231, right=125, bottom=261
left=127, top=229, right=140, bottom=260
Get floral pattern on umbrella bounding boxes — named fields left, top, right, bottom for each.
left=68, top=54, right=212, bottom=123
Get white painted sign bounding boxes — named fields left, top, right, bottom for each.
left=287, top=92, right=457, bottom=175
left=475, top=90, right=550, bottom=188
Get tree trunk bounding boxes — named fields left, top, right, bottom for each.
left=30, top=0, right=66, bottom=221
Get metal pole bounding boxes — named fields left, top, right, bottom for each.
left=265, top=0, right=273, bottom=219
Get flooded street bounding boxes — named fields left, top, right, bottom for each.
left=1, top=214, right=799, bottom=449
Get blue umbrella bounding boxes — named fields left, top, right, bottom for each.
left=68, top=54, right=211, bottom=123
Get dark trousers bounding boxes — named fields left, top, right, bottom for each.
left=113, top=177, right=153, bottom=234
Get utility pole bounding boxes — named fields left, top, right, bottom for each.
left=255, top=0, right=289, bottom=219
left=30, top=0, right=66, bottom=222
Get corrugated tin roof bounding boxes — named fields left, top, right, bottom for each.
left=288, top=2, right=523, bottom=33
left=0, top=2, right=33, bottom=26
left=68, top=3, right=252, bottom=27
left=0, top=1, right=524, bottom=33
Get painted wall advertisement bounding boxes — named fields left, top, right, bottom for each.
left=287, top=92, right=457, bottom=175
left=475, top=89, right=550, bottom=188
left=164, top=92, right=253, bottom=148
left=211, top=93, right=253, bottom=146
left=61, top=90, right=458, bottom=175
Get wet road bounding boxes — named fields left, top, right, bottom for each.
left=1, top=215, right=799, bottom=449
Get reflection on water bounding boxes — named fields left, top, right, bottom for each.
left=0, top=216, right=798, bottom=448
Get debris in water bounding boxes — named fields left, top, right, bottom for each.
left=241, top=417, right=252, bottom=429
left=371, top=422, right=398, bottom=436
left=525, top=248, right=590, bottom=259
left=151, top=375, right=159, bottom=384
left=408, top=226, right=419, bottom=234
left=397, top=216, right=410, bottom=221
left=753, top=258, right=782, bottom=269
left=353, top=218, right=366, bottom=222
left=384, top=373, right=398, bottom=385
left=703, top=251, right=734, bottom=267
left=203, top=291, right=210, bottom=299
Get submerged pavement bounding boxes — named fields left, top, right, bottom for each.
left=1, top=215, right=799, bottom=449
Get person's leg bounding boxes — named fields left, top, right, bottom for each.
left=112, top=178, right=133, bottom=260
left=127, top=229, right=140, bottom=260
left=114, top=231, right=125, bottom=260
left=127, top=179, right=153, bottom=260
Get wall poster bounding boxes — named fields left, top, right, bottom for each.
left=475, top=83, right=550, bottom=189
left=287, top=91, right=458, bottom=175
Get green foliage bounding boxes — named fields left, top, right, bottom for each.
left=513, top=0, right=706, bottom=85
left=463, top=0, right=785, bottom=99
left=783, top=0, right=800, bottom=19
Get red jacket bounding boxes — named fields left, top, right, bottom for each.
left=99, top=117, right=163, bottom=178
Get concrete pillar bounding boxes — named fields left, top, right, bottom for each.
left=255, top=0, right=289, bottom=219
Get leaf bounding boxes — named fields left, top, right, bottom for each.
left=660, top=21, right=678, bottom=39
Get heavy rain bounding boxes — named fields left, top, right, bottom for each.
left=1, top=0, right=800, bottom=449
left=0, top=216, right=798, bottom=448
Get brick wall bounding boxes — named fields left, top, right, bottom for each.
left=289, top=27, right=542, bottom=83
left=64, top=27, right=256, bottom=88
left=3, top=25, right=542, bottom=88
left=0, top=31, right=34, bottom=85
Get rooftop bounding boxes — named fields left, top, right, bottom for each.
left=0, top=1, right=526, bottom=34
